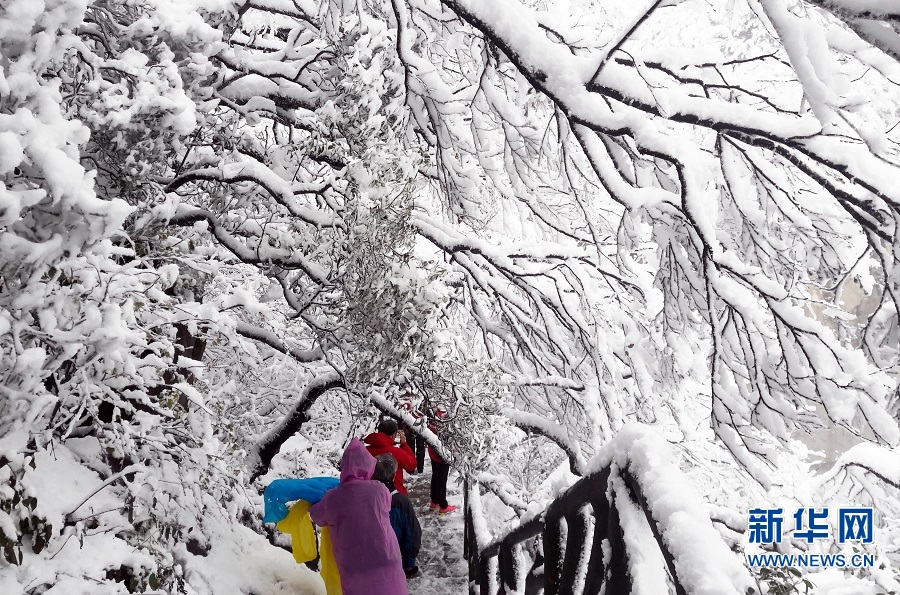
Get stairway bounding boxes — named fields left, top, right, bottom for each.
left=405, top=470, right=468, bottom=594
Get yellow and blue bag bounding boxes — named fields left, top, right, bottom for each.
left=264, top=477, right=342, bottom=594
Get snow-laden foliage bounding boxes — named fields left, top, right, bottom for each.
left=3, top=0, right=900, bottom=592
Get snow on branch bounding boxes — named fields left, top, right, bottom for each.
left=165, top=161, right=342, bottom=229
left=246, top=372, right=344, bottom=481
left=806, top=0, right=900, bottom=22
left=504, top=408, right=586, bottom=475
left=365, top=387, right=449, bottom=461
left=436, top=0, right=900, bottom=472
left=821, top=441, right=900, bottom=491
left=234, top=321, right=324, bottom=363
left=167, top=208, right=331, bottom=284
left=246, top=0, right=318, bottom=24
left=474, top=473, right=528, bottom=515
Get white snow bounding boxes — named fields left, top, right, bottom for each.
left=587, top=422, right=755, bottom=595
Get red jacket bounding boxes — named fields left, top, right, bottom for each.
left=362, top=432, right=417, bottom=495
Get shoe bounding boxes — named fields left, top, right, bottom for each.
left=429, top=502, right=439, bottom=509
left=405, top=566, right=420, bottom=579
left=438, top=504, right=457, bottom=514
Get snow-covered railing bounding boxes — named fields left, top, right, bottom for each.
left=464, top=424, right=752, bottom=595
left=465, top=469, right=629, bottom=595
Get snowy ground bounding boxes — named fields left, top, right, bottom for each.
left=405, top=469, right=468, bottom=595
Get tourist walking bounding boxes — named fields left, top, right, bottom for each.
left=373, top=454, right=422, bottom=578
left=427, top=410, right=456, bottom=514
left=363, top=419, right=417, bottom=494
left=309, top=438, right=408, bottom=595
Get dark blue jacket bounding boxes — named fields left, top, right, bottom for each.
left=379, top=479, right=421, bottom=569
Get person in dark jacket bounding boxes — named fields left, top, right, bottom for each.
left=363, top=419, right=417, bottom=495
left=428, top=410, right=456, bottom=514
left=400, top=398, right=427, bottom=473
left=373, top=454, right=422, bottom=578
left=398, top=421, right=427, bottom=474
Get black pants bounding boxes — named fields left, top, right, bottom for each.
left=401, top=425, right=427, bottom=473
left=413, top=435, right=426, bottom=472
left=430, top=459, right=450, bottom=507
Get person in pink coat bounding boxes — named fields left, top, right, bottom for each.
left=309, top=437, right=409, bottom=595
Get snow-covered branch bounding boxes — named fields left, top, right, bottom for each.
left=246, top=372, right=344, bottom=481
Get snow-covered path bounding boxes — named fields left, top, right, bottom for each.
left=405, top=470, right=468, bottom=594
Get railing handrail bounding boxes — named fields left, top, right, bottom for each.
left=465, top=464, right=629, bottom=595
left=463, top=425, right=751, bottom=595
left=477, top=467, right=607, bottom=559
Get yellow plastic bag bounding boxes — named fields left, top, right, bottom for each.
left=319, top=526, right=342, bottom=595
left=276, top=500, right=317, bottom=563
left=277, top=501, right=342, bottom=594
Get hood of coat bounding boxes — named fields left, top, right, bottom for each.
left=362, top=431, right=394, bottom=449
left=340, top=437, right=376, bottom=483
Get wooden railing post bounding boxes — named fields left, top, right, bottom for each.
left=478, top=556, right=491, bottom=595
left=606, top=483, right=631, bottom=595
left=466, top=511, right=478, bottom=589
left=468, top=460, right=707, bottom=595
left=623, top=471, right=688, bottom=595
left=583, top=470, right=611, bottom=595
left=464, top=479, right=471, bottom=562
left=543, top=516, right=563, bottom=595
left=464, top=479, right=480, bottom=594
left=497, top=541, right=515, bottom=594
left=524, top=550, right=546, bottom=595
left=559, top=506, right=590, bottom=594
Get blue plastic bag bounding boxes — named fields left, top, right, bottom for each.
left=263, top=477, right=340, bottom=524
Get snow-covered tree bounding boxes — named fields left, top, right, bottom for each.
left=3, top=0, right=900, bottom=592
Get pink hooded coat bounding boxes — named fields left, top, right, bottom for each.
left=309, top=438, right=408, bottom=595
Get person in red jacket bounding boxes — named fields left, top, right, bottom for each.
left=363, top=419, right=417, bottom=495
